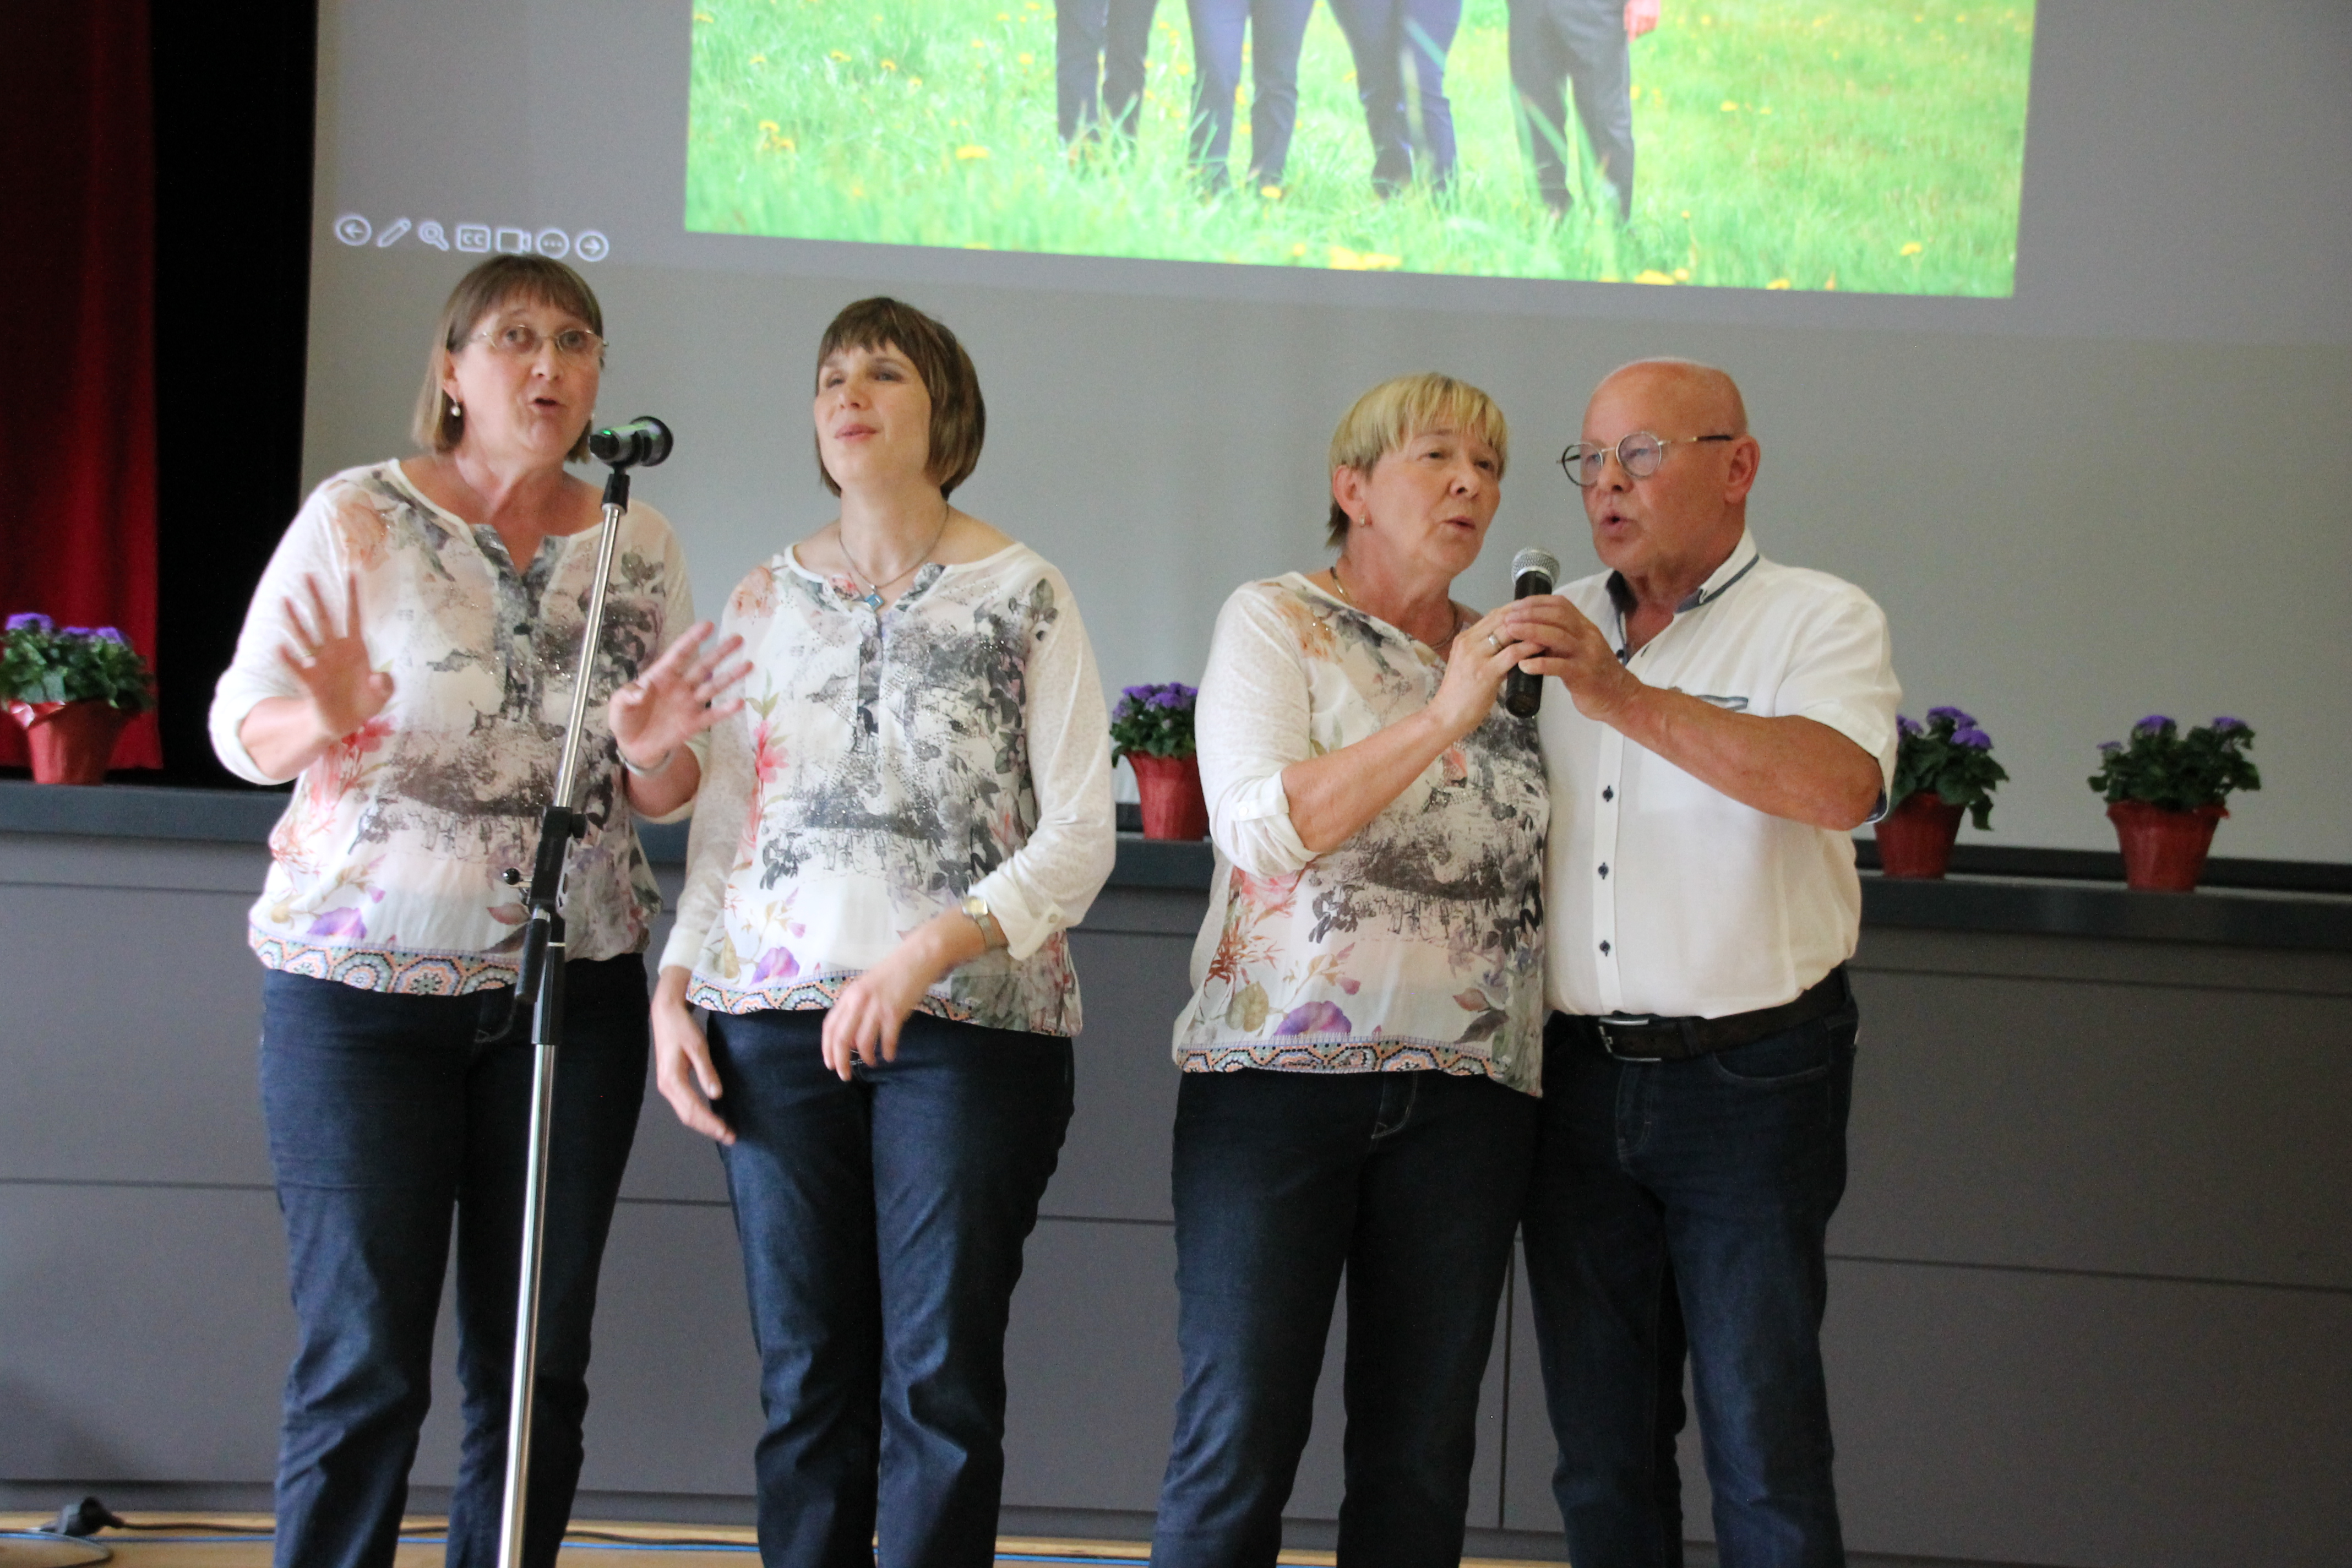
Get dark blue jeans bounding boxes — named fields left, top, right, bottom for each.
left=1185, top=0, right=1316, bottom=190
left=1506, top=0, right=1636, bottom=219
left=709, top=1009, right=1072, bottom=1568
left=1058, top=0, right=1161, bottom=142
left=1327, top=0, right=1463, bottom=193
left=260, top=958, right=647, bottom=1568
left=1153, top=1069, right=1538, bottom=1568
left=1522, top=1000, right=1858, bottom=1568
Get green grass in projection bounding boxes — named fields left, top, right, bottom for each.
left=685, top=0, right=2032, bottom=296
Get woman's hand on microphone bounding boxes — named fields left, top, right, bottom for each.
left=238, top=573, right=394, bottom=780
left=1427, top=606, right=1542, bottom=741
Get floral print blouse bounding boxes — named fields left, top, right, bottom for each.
left=209, top=461, right=696, bottom=994
left=1173, top=575, right=1549, bottom=1094
left=660, top=542, right=1115, bottom=1038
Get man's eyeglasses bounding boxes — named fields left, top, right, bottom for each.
left=467, top=323, right=605, bottom=360
left=1559, top=431, right=1734, bottom=486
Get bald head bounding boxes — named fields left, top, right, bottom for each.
left=1589, top=358, right=1749, bottom=438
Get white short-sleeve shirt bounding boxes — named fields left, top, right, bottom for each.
left=1539, top=532, right=1901, bottom=1020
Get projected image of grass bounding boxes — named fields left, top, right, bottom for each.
left=685, top=0, right=2032, bottom=296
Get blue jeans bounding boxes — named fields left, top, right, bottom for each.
left=1153, top=1069, right=1538, bottom=1568
left=1327, top=0, right=1463, bottom=192
left=1506, top=0, right=1635, bottom=219
left=1185, top=0, right=1316, bottom=190
left=1058, top=0, right=1161, bottom=142
left=1522, top=999, right=1858, bottom=1568
left=259, top=958, right=648, bottom=1568
left=709, top=1009, right=1073, bottom=1568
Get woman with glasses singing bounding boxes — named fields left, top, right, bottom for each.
left=1153, top=374, right=1549, bottom=1568
left=652, top=297, right=1115, bottom=1568
left=209, top=253, right=742, bottom=1568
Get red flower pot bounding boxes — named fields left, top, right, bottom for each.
left=1874, top=792, right=1966, bottom=879
left=2106, top=800, right=2227, bottom=892
left=7, top=699, right=133, bottom=785
left=1127, top=752, right=1208, bottom=841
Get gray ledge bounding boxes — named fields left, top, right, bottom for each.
left=6, top=782, right=2345, bottom=951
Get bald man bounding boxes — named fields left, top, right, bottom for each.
left=1501, top=361, right=1901, bottom=1567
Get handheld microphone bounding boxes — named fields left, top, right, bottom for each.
left=588, top=416, right=673, bottom=470
left=1502, top=547, right=1559, bottom=718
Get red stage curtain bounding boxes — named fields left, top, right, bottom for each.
left=0, top=0, right=164, bottom=769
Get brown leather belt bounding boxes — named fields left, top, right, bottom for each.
left=1565, top=967, right=1851, bottom=1061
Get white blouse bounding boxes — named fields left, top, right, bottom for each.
left=209, top=461, right=698, bottom=994
left=661, top=542, right=1115, bottom=1038
left=1173, top=576, right=1549, bottom=1094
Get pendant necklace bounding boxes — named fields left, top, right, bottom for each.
left=839, top=500, right=952, bottom=611
left=1330, top=559, right=1464, bottom=651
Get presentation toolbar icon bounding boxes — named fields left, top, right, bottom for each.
left=333, top=215, right=608, bottom=262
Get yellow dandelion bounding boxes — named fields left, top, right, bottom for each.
left=1701, top=12, right=1713, bottom=23
left=1721, top=100, right=1740, bottom=112
left=1329, top=245, right=1366, bottom=270
left=1673, top=266, right=1691, bottom=280
left=1760, top=105, right=1772, bottom=115
left=881, top=58, right=896, bottom=69
left=972, top=38, right=986, bottom=47
left=1825, top=272, right=1838, bottom=290
left=692, top=10, right=715, bottom=21
left=1766, top=277, right=1793, bottom=290
left=1260, top=184, right=1283, bottom=200
left=997, top=9, right=1010, bottom=17
left=1901, top=241, right=1924, bottom=255
left=849, top=182, right=866, bottom=199
left=910, top=76, right=922, bottom=86
left=759, top=119, right=780, bottom=131
left=1236, top=85, right=1246, bottom=106
left=830, top=50, right=850, bottom=61
left=1291, top=243, right=1308, bottom=257
left=956, top=144, right=990, bottom=160
left=1018, top=52, right=1033, bottom=64
left=1634, top=269, right=1678, bottom=285
left=750, top=53, right=768, bottom=64
left=1629, top=84, right=1641, bottom=100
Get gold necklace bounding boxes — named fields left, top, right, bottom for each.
left=839, top=500, right=952, bottom=611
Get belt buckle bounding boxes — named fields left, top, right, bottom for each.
left=1593, top=1015, right=1659, bottom=1059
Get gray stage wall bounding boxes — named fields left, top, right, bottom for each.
left=3, top=802, right=2348, bottom=1567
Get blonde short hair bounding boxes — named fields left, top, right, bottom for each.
left=1326, top=373, right=1509, bottom=546
left=411, top=254, right=605, bottom=461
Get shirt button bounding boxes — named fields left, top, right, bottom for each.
left=514, top=623, right=529, bottom=635
left=1599, top=940, right=1611, bottom=955
left=1602, top=786, right=1615, bottom=802
left=1598, top=863, right=1609, bottom=878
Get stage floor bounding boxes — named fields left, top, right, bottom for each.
left=0, top=1518, right=1554, bottom=1567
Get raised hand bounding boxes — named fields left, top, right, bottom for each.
left=608, top=620, right=750, bottom=773
left=276, top=573, right=393, bottom=743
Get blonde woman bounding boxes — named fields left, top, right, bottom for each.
left=1154, top=374, right=1549, bottom=1568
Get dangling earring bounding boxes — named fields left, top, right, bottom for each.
left=448, top=396, right=462, bottom=420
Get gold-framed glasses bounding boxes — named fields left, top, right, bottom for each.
left=1559, top=431, right=1733, bottom=486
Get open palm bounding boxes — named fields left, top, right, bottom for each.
left=277, top=574, right=392, bottom=740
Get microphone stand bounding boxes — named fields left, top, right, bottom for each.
left=477, top=456, right=637, bottom=1568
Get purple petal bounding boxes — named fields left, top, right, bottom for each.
left=94, top=626, right=127, bottom=643
left=1896, top=715, right=1923, bottom=738
left=1953, top=727, right=1992, bottom=749
left=1272, top=1000, right=1352, bottom=1037
left=2211, top=716, right=2248, bottom=732
left=1925, top=705, right=1973, bottom=726
left=304, top=907, right=368, bottom=940
left=6, top=612, right=53, bottom=633
left=750, top=945, right=800, bottom=984
left=2134, top=714, right=2173, bottom=734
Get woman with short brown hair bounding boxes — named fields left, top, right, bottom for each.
left=653, top=296, right=1114, bottom=1568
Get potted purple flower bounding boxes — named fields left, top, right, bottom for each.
left=1875, top=707, right=2008, bottom=878
left=1110, top=681, right=1205, bottom=840
left=2088, top=716, right=2258, bottom=891
left=1, top=614, right=156, bottom=785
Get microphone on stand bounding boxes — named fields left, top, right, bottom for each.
left=1502, top=547, right=1559, bottom=718
left=587, top=416, right=673, bottom=470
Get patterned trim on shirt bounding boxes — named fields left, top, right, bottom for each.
left=688, top=972, right=979, bottom=1025
left=1178, top=1040, right=1517, bottom=1080
left=253, top=933, right=518, bottom=995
